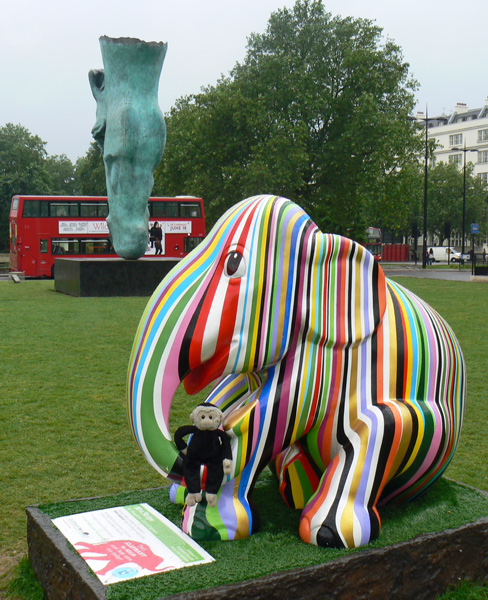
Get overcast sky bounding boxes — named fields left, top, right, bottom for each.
left=1, top=0, right=487, bottom=162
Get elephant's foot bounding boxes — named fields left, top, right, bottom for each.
left=297, top=444, right=384, bottom=548
left=181, top=485, right=259, bottom=542
left=299, top=501, right=381, bottom=548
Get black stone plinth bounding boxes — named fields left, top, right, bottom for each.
left=54, top=258, right=179, bottom=297
left=26, top=501, right=488, bottom=600
left=474, top=265, right=488, bottom=276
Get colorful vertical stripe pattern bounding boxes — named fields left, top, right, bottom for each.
left=127, top=195, right=465, bottom=548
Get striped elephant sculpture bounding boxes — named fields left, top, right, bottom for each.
left=127, top=195, right=465, bottom=548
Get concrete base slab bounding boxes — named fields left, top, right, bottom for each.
left=27, top=501, right=488, bottom=600
left=470, top=275, right=488, bottom=282
left=54, top=257, right=179, bottom=297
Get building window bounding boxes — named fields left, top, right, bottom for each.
left=479, top=151, right=488, bottom=164
left=478, top=129, right=488, bottom=142
left=479, top=173, right=488, bottom=185
left=449, top=154, right=462, bottom=166
left=449, top=133, right=463, bottom=146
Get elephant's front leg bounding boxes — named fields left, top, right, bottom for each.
left=169, top=373, right=260, bottom=508
left=179, top=392, right=272, bottom=542
left=299, top=404, right=398, bottom=548
left=178, top=469, right=260, bottom=541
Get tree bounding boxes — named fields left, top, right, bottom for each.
left=427, top=161, right=488, bottom=245
left=45, top=154, right=76, bottom=195
left=155, top=0, right=423, bottom=237
left=0, top=123, right=51, bottom=250
left=74, top=142, right=107, bottom=196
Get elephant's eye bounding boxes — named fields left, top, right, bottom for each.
left=224, top=251, right=245, bottom=278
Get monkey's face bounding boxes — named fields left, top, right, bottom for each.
left=190, top=405, right=222, bottom=431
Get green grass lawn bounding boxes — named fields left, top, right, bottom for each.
left=1, top=277, right=487, bottom=599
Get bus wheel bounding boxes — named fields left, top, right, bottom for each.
left=51, top=265, right=55, bottom=279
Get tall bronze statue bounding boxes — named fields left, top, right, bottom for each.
left=89, top=36, right=167, bottom=260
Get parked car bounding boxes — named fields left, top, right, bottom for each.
left=428, top=247, right=461, bottom=263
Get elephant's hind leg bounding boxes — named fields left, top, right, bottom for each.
left=274, top=440, right=322, bottom=509
left=299, top=447, right=380, bottom=548
left=299, top=406, right=398, bottom=548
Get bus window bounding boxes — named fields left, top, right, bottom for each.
left=151, top=202, right=165, bottom=217
left=40, top=239, right=48, bottom=253
left=184, top=237, right=203, bottom=253
left=180, top=203, right=202, bottom=218
left=152, top=202, right=179, bottom=218
left=12, top=197, right=19, bottom=211
left=10, top=223, right=17, bottom=245
left=80, top=202, right=109, bottom=217
left=52, top=239, right=80, bottom=254
left=165, top=202, right=179, bottom=218
left=50, top=202, right=78, bottom=217
left=23, top=200, right=39, bottom=217
left=23, top=200, right=49, bottom=217
left=80, top=203, right=97, bottom=217
left=80, top=239, right=113, bottom=255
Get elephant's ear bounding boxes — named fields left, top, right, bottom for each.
left=322, top=234, right=387, bottom=345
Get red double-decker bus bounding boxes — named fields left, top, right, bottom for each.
left=9, top=195, right=206, bottom=277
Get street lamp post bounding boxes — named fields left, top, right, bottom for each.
left=423, top=112, right=429, bottom=269
left=418, top=108, right=438, bottom=269
left=451, top=144, right=477, bottom=257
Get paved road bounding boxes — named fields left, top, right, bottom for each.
left=0, top=263, right=477, bottom=283
left=382, top=264, right=471, bottom=282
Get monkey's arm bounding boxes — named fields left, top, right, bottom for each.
left=174, top=425, right=196, bottom=452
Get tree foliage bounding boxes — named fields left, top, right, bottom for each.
left=45, top=154, right=76, bottom=195
left=155, top=0, right=423, bottom=238
left=427, top=161, right=487, bottom=244
left=0, top=125, right=108, bottom=251
left=0, top=123, right=51, bottom=250
left=2, top=0, right=485, bottom=255
left=74, top=142, right=107, bottom=196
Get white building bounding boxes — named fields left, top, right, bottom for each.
left=416, top=100, right=488, bottom=249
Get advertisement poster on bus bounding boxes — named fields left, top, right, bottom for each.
left=59, top=221, right=110, bottom=235
left=52, top=503, right=214, bottom=585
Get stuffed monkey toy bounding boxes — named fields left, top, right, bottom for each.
left=174, top=404, right=232, bottom=507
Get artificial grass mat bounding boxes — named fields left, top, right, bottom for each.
left=38, top=470, right=488, bottom=600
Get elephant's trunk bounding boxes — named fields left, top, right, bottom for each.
left=127, top=244, right=223, bottom=482
left=128, top=308, right=189, bottom=482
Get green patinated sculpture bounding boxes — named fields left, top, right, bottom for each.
left=89, top=36, right=167, bottom=260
